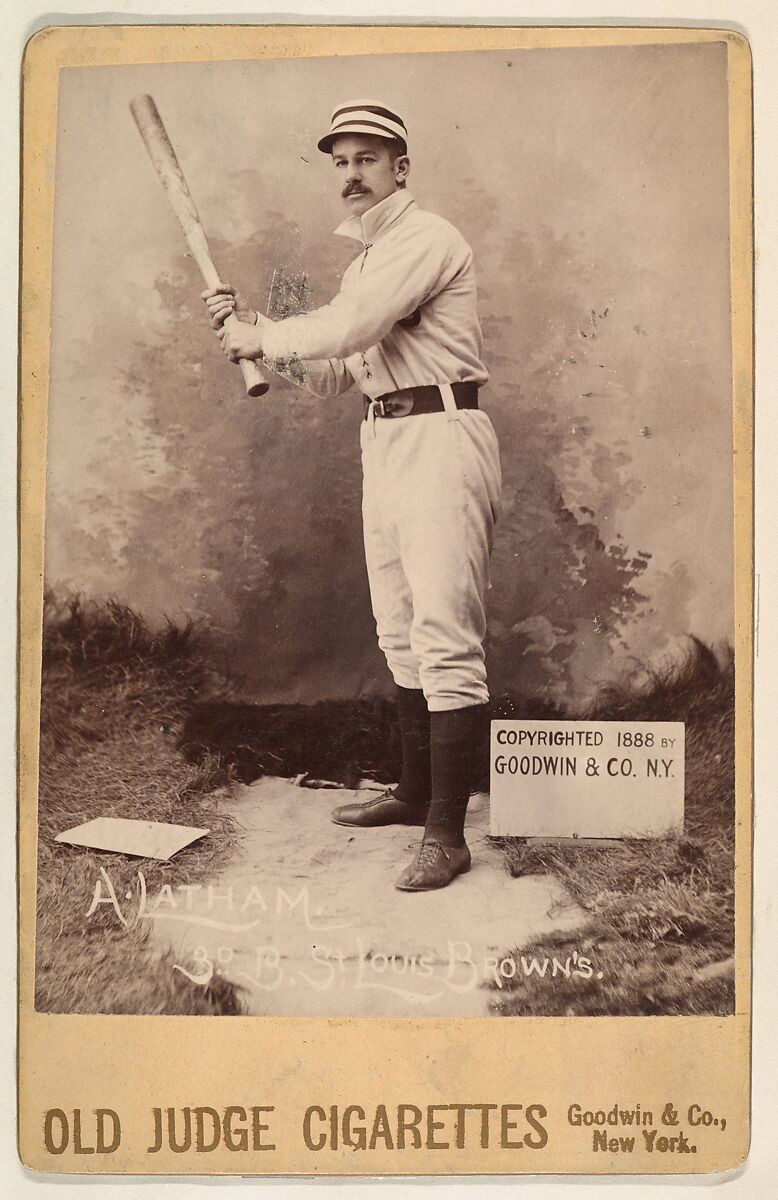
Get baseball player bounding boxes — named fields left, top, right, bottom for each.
left=203, top=101, right=501, bottom=891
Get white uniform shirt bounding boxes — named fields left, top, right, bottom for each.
left=259, top=189, right=489, bottom=399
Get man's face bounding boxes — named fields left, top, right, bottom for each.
left=331, top=134, right=409, bottom=217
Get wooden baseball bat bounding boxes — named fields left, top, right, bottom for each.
left=130, top=93, right=269, bottom=397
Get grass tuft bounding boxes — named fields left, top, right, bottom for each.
left=36, top=592, right=242, bottom=1015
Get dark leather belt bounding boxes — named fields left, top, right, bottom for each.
left=363, top=381, right=480, bottom=419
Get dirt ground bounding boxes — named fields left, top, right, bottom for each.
left=147, top=779, right=585, bottom=1017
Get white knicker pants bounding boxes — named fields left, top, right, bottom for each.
left=360, top=389, right=502, bottom=712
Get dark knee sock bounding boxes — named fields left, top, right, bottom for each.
left=425, top=705, right=488, bottom=847
left=393, top=686, right=431, bottom=807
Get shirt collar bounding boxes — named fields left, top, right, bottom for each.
left=334, top=189, right=416, bottom=246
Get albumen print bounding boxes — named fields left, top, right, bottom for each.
left=18, top=24, right=752, bottom=1179
left=36, top=41, right=739, bottom=1020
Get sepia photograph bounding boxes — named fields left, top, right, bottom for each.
left=35, top=39, right=739, bottom=1021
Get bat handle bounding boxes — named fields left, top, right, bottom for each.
left=222, top=313, right=270, bottom=396
left=239, top=357, right=270, bottom=398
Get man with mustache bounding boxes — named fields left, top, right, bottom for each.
left=203, top=101, right=501, bottom=891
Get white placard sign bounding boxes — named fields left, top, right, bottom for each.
left=490, top=720, right=685, bottom=838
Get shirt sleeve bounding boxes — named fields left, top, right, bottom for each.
left=258, top=221, right=467, bottom=362
left=260, top=351, right=355, bottom=398
left=295, top=357, right=356, bottom=398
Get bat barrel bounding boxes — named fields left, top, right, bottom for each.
left=131, top=93, right=272, bottom=398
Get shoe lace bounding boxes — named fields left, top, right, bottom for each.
left=362, top=789, right=397, bottom=808
left=416, top=840, right=449, bottom=869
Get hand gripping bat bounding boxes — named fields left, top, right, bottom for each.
left=130, top=94, right=270, bottom=397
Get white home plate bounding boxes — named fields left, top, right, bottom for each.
left=55, top=817, right=209, bottom=860
left=145, top=778, right=584, bottom=1016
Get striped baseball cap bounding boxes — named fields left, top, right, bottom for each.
left=317, top=100, right=408, bottom=154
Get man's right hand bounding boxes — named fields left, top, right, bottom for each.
left=201, top=284, right=257, bottom=329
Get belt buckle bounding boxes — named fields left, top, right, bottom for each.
left=375, top=398, right=387, bottom=418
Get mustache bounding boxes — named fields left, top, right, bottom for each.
left=343, top=184, right=370, bottom=197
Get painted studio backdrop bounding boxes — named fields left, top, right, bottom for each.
left=45, top=44, right=733, bottom=707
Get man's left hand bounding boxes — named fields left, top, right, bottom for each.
left=217, top=320, right=264, bottom=362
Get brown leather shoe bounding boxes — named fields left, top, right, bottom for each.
left=331, top=790, right=429, bottom=828
left=395, top=839, right=471, bottom=891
